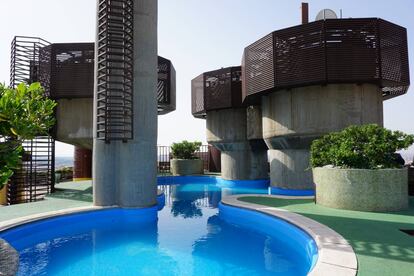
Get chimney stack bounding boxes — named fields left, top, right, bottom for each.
left=301, top=3, right=309, bottom=24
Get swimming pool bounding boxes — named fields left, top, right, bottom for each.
left=1, top=176, right=318, bottom=276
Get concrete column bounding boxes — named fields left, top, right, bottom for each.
left=74, top=147, right=92, bottom=180
left=118, top=0, right=158, bottom=207
left=262, top=83, right=383, bottom=190
left=93, top=0, right=158, bottom=207
left=207, top=108, right=268, bottom=180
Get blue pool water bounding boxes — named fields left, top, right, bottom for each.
left=1, top=177, right=317, bottom=276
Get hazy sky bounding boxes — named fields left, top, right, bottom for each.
left=0, top=0, right=413, bottom=156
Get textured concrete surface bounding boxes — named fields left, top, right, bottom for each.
left=240, top=196, right=414, bottom=276
left=222, top=195, right=357, bottom=276
left=170, top=159, right=204, bottom=175
left=55, top=98, right=93, bottom=149
left=93, top=0, right=158, bottom=208
left=220, top=148, right=268, bottom=180
left=0, top=238, right=19, bottom=276
left=262, top=83, right=383, bottom=191
left=269, top=149, right=314, bottom=190
left=313, top=168, right=408, bottom=211
left=207, top=108, right=268, bottom=180
left=262, top=83, right=383, bottom=141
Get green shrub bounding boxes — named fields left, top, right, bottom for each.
left=0, top=82, right=57, bottom=189
left=310, top=124, right=414, bottom=169
left=171, top=140, right=202, bottom=159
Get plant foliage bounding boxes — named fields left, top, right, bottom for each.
left=310, top=124, right=414, bottom=169
left=0, top=83, right=56, bottom=190
left=171, top=140, right=202, bottom=159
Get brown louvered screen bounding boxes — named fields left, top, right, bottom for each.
left=191, top=73, right=206, bottom=118
left=157, top=56, right=176, bottom=114
left=191, top=66, right=243, bottom=117
left=379, top=19, right=410, bottom=99
left=242, top=18, right=410, bottom=103
left=96, top=0, right=134, bottom=142
left=49, top=43, right=95, bottom=99
left=325, top=19, right=378, bottom=83
left=204, top=67, right=233, bottom=111
left=274, top=21, right=325, bottom=88
left=242, top=33, right=274, bottom=102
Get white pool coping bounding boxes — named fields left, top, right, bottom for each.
left=0, top=193, right=357, bottom=276
left=221, top=194, right=358, bottom=276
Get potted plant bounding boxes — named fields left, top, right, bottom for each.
left=170, top=140, right=204, bottom=176
left=311, top=124, right=414, bottom=212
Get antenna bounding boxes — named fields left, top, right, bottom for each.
left=315, top=9, right=338, bottom=21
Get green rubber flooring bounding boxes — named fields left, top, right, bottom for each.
left=0, top=181, right=93, bottom=223
left=240, top=196, right=414, bottom=276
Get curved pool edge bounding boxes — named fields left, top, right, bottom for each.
left=221, top=194, right=358, bottom=276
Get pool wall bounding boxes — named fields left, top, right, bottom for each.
left=0, top=207, right=159, bottom=251
left=221, top=195, right=358, bottom=276
left=157, top=175, right=269, bottom=189
left=219, top=203, right=318, bottom=273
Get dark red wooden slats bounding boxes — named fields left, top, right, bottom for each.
left=191, top=73, right=206, bottom=118
left=191, top=66, right=242, bottom=117
left=325, top=19, right=378, bottom=83
left=49, top=43, right=95, bottom=99
left=204, top=67, right=233, bottom=111
left=157, top=56, right=176, bottom=114
left=242, top=18, right=410, bottom=103
left=274, top=21, right=325, bottom=88
left=379, top=19, right=410, bottom=99
left=242, top=33, right=274, bottom=101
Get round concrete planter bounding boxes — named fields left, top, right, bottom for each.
left=313, top=167, right=408, bottom=212
left=171, top=159, right=204, bottom=176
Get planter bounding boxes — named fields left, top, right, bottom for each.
left=0, top=184, right=7, bottom=205
left=171, top=159, right=204, bottom=176
left=313, top=167, right=408, bottom=212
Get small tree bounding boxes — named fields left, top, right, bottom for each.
left=171, top=140, right=202, bottom=159
left=310, top=124, right=414, bottom=169
left=0, top=83, right=57, bottom=189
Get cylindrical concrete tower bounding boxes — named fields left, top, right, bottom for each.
left=242, top=18, right=409, bottom=192
left=192, top=67, right=268, bottom=180
left=93, top=0, right=158, bottom=207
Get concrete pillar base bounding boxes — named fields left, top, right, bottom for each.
left=218, top=143, right=268, bottom=180
left=269, top=149, right=314, bottom=190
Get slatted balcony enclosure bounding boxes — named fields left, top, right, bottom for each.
left=242, top=18, right=410, bottom=103
left=41, top=43, right=95, bottom=99
left=10, top=36, right=51, bottom=91
left=8, top=36, right=55, bottom=205
left=7, top=137, right=55, bottom=205
left=157, top=56, right=176, bottom=114
left=35, top=41, right=176, bottom=113
left=191, top=66, right=243, bottom=118
left=96, top=0, right=134, bottom=142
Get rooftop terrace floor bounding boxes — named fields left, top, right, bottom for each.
left=240, top=196, right=414, bottom=276
left=1, top=180, right=413, bottom=276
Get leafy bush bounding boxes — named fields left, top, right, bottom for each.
left=310, top=124, right=414, bottom=169
left=171, top=140, right=202, bottom=159
left=0, top=83, right=56, bottom=189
